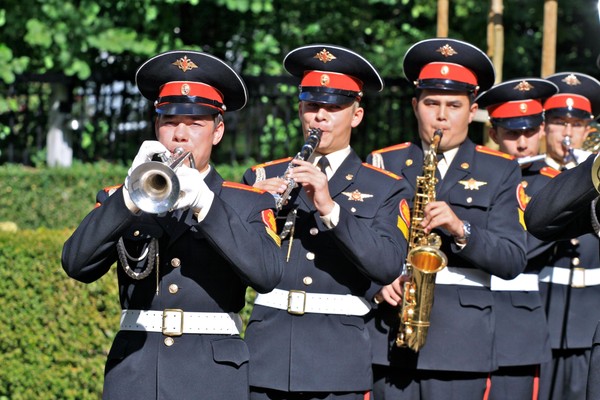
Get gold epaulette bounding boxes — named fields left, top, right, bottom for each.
left=371, top=142, right=412, bottom=154
left=362, top=163, right=402, bottom=180
left=540, top=166, right=560, bottom=178
left=222, top=181, right=266, bottom=194
left=475, top=145, right=515, bottom=160
left=251, top=157, right=293, bottom=171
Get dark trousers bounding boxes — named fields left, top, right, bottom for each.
left=488, top=365, right=539, bottom=400
left=372, top=365, right=488, bottom=400
left=250, top=387, right=370, bottom=400
left=539, top=348, right=589, bottom=400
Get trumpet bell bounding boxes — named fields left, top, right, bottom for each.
left=128, top=161, right=181, bottom=214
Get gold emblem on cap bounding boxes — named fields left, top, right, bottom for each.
left=562, top=74, right=582, bottom=86
left=314, top=49, right=336, bottom=63
left=440, top=65, right=450, bottom=76
left=342, top=190, right=374, bottom=202
left=519, top=102, right=528, bottom=113
left=320, top=74, right=330, bottom=87
left=566, top=97, right=575, bottom=107
left=437, top=44, right=458, bottom=57
left=514, top=81, right=533, bottom=91
left=181, top=83, right=190, bottom=95
left=172, top=55, right=198, bottom=72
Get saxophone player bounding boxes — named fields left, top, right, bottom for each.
left=526, top=72, right=600, bottom=400
left=242, top=44, right=411, bottom=399
left=366, top=38, right=527, bottom=400
left=476, top=77, right=559, bottom=399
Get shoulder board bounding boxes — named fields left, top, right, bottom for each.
left=362, top=163, right=402, bottom=180
left=540, top=166, right=560, bottom=178
left=251, top=157, right=293, bottom=171
left=103, top=184, right=123, bottom=194
left=222, top=181, right=266, bottom=194
left=371, top=142, right=412, bottom=154
left=475, top=145, right=514, bottom=160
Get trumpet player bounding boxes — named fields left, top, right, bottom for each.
left=242, top=44, right=411, bottom=400
left=62, top=51, right=284, bottom=400
left=527, top=72, right=600, bottom=400
left=476, top=77, right=559, bottom=399
left=366, top=38, right=527, bottom=400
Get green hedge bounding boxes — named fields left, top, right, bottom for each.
left=0, top=161, right=253, bottom=230
left=0, top=161, right=257, bottom=399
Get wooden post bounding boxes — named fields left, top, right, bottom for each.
left=437, top=0, right=449, bottom=37
left=541, top=0, right=558, bottom=78
left=482, top=0, right=504, bottom=148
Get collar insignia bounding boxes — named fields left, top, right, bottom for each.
left=342, top=190, right=373, bottom=202
left=172, top=55, right=198, bottom=72
left=459, top=178, right=487, bottom=190
left=314, top=49, right=336, bottom=63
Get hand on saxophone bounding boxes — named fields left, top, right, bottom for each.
left=123, top=141, right=171, bottom=214
left=172, top=166, right=214, bottom=218
left=421, top=201, right=464, bottom=238
left=374, top=276, right=408, bottom=306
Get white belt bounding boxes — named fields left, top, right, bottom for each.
left=490, top=273, right=539, bottom=291
left=120, top=309, right=242, bottom=336
left=539, top=266, right=600, bottom=288
left=254, top=288, right=371, bottom=316
left=435, top=267, right=491, bottom=287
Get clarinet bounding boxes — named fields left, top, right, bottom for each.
left=273, top=127, right=323, bottom=210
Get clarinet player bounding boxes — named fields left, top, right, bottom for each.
left=242, top=44, right=411, bottom=399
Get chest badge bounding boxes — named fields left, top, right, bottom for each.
left=342, top=190, right=373, bottom=202
left=459, top=178, right=487, bottom=190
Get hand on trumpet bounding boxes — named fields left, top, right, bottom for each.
left=172, top=166, right=213, bottom=218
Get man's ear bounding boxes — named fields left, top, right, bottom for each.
left=350, top=106, right=364, bottom=128
left=212, top=119, right=225, bottom=146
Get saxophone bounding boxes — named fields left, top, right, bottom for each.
left=396, top=129, right=448, bottom=352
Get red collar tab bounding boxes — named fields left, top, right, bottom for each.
left=544, top=93, right=592, bottom=114
left=488, top=99, right=543, bottom=118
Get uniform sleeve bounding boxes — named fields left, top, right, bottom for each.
left=456, top=162, right=527, bottom=280
left=525, top=155, right=598, bottom=240
left=62, top=187, right=139, bottom=283
left=196, top=191, right=283, bottom=293
left=320, top=177, right=409, bottom=285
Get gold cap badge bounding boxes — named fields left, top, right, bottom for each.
left=314, top=49, right=336, bottom=63
left=437, top=44, right=458, bottom=57
left=514, top=81, right=533, bottom=91
left=172, top=55, right=198, bottom=72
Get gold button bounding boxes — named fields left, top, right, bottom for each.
left=303, top=276, right=313, bottom=285
left=310, top=228, right=319, bottom=236
left=133, top=230, right=140, bottom=237
left=572, top=257, right=581, bottom=266
left=168, top=284, right=179, bottom=294
left=571, top=238, right=580, bottom=246
left=351, top=207, right=356, bottom=213
left=171, top=258, right=181, bottom=268
left=164, top=337, right=174, bottom=346
left=466, top=197, right=473, bottom=203
left=306, top=252, right=315, bottom=261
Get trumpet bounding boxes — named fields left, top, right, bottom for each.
left=563, top=136, right=578, bottom=166
left=128, top=147, right=196, bottom=214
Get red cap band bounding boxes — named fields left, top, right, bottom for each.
left=418, top=62, right=478, bottom=86
left=488, top=99, right=543, bottom=119
left=544, top=93, right=592, bottom=113
left=300, top=70, right=363, bottom=92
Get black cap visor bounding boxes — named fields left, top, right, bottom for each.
left=491, top=114, right=543, bottom=130
left=545, top=107, right=592, bottom=120
left=299, top=87, right=359, bottom=105
left=417, top=79, right=478, bottom=94
left=156, top=103, right=220, bottom=116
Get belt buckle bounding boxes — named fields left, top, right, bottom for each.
left=287, top=290, right=306, bottom=315
left=162, top=309, right=184, bottom=336
left=571, top=267, right=586, bottom=288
